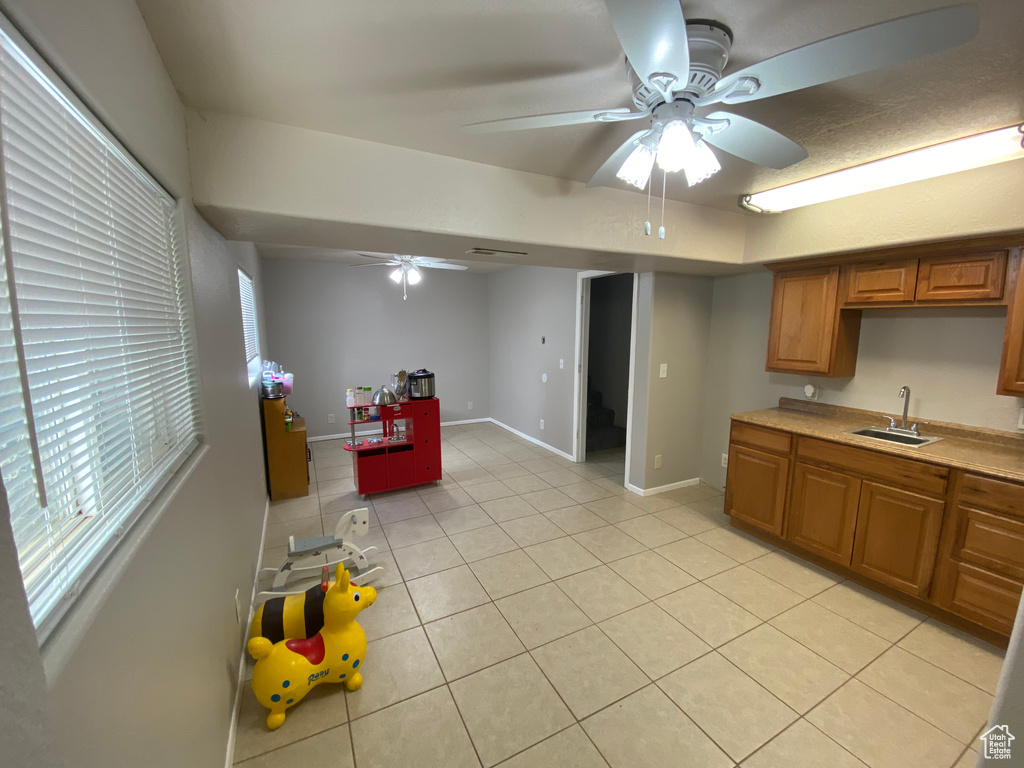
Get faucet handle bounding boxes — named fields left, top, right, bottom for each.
left=908, top=423, right=919, bottom=435
left=882, top=415, right=897, bottom=430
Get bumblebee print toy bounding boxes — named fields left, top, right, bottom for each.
left=248, top=564, right=376, bottom=730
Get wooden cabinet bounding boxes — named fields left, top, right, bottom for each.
left=262, top=397, right=309, bottom=501
left=726, top=445, right=789, bottom=535
left=765, top=267, right=860, bottom=377
left=998, top=252, right=1024, bottom=395
left=843, top=260, right=918, bottom=304
left=916, top=251, right=1007, bottom=302
left=787, top=463, right=861, bottom=565
left=851, top=482, right=945, bottom=597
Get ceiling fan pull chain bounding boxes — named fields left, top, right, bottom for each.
left=403, top=273, right=408, bottom=301
left=658, top=170, right=666, bottom=239
left=644, top=180, right=652, bottom=236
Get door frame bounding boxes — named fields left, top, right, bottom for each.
left=572, top=271, right=639, bottom=484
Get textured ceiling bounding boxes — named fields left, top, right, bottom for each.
left=137, top=0, right=1024, bottom=211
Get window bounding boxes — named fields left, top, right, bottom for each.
left=0, top=19, right=201, bottom=639
left=238, top=268, right=260, bottom=386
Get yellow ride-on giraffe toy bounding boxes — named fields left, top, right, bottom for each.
left=247, top=564, right=376, bottom=730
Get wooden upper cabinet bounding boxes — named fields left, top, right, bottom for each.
left=788, top=463, right=861, bottom=566
left=726, top=443, right=789, bottom=536
left=766, top=267, right=861, bottom=377
left=916, top=251, right=1007, bottom=302
left=998, top=251, right=1024, bottom=395
left=843, top=260, right=918, bottom=304
left=851, top=481, right=945, bottom=597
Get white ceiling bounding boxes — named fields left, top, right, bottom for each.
left=256, top=245, right=512, bottom=273
left=136, top=0, right=1023, bottom=211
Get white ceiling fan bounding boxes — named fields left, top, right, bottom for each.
left=464, top=1, right=979, bottom=209
left=355, top=252, right=468, bottom=299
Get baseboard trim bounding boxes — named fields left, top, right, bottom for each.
left=225, top=497, right=269, bottom=768
left=441, top=418, right=492, bottom=426
left=487, top=418, right=575, bottom=462
left=625, top=476, right=701, bottom=497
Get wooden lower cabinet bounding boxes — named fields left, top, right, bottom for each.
left=787, top=463, right=861, bottom=565
left=726, top=444, right=788, bottom=535
left=851, top=482, right=945, bottom=597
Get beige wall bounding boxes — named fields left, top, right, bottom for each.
left=699, top=271, right=1024, bottom=489
left=488, top=266, right=579, bottom=456
left=260, top=257, right=491, bottom=435
left=629, top=273, right=714, bottom=490
left=0, top=2, right=269, bottom=767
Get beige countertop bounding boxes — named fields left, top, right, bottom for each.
left=731, top=398, right=1024, bottom=484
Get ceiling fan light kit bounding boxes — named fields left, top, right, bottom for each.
left=357, top=253, right=467, bottom=299
left=462, top=0, right=979, bottom=238
left=740, top=124, right=1024, bottom=214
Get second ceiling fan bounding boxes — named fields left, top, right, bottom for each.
left=465, top=0, right=979, bottom=199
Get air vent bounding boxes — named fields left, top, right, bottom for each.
left=465, top=247, right=527, bottom=257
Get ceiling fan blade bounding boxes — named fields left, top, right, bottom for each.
left=587, top=130, right=650, bottom=188
left=464, top=107, right=647, bottom=134
left=604, top=0, right=690, bottom=92
left=411, top=256, right=446, bottom=263
left=700, top=112, right=808, bottom=169
left=707, top=4, right=978, bottom=105
left=354, top=262, right=400, bottom=267
left=418, top=263, right=468, bottom=271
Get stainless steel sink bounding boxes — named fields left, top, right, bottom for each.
left=848, top=426, right=942, bottom=448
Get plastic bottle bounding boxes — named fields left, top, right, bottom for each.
left=346, top=389, right=355, bottom=408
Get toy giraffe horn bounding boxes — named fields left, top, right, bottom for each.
left=334, top=562, right=350, bottom=585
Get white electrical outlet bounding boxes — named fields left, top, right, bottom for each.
left=721, top=453, right=729, bottom=468
left=659, top=363, right=668, bottom=378
left=654, top=454, right=662, bottom=469
left=328, top=413, right=335, bottom=424
left=539, top=419, right=545, bottom=430
left=468, top=401, right=473, bottom=410
left=234, top=588, right=241, bottom=624
left=559, top=359, right=564, bottom=369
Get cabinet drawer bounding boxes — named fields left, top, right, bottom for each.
left=959, top=473, right=1024, bottom=519
left=955, top=506, right=1024, bottom=580
left=730, top=421, right=792, bottom=456
left=916, top=251, right=1007, bottom=302
left=943, top=561, right=1022, bottom=635
left=796, top=436, right=948, bottom=496
left=843, top=260, right=918, bottom=304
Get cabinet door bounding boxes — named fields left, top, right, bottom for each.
left=766, top=267, right=860, bottom=377
left=843, top=260, right=918, bottom=304
left=788, top=463, right=861, bottom=565
left=998, top=251, right=1024, bottom=395
left=851, top=482, right=945, bottom=597
left=726, top=445, right=789, bottom=535
left=916, top=251, right=1007, bottom=302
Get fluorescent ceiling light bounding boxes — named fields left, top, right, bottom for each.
left=741, top=124, right=1024, bottom=213
left=389, top=267, right=403, bottom=283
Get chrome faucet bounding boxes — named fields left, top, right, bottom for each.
left=899, top=386, right=910, bottom=430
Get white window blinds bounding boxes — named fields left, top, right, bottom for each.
left=238, top=268, right=259, bottom=363
left=0, top=21, right=201, bottom=639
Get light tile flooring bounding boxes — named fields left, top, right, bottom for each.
left=236, top=422, right=1005, bottom=768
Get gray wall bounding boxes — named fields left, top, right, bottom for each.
left=261, top=258, right=491, bottom=436
left=489, top=266, right=578, bottom=456
left=588, top=274, right=633, bottom=429
left=699, top=271, right=1024, bottom=489
left=629, top=273, right=714, bottom=490
left=0, top=2, right=269, bottom=767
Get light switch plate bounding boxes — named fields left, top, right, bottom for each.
left=328, top=413, right=335, bottom=424
left=659, top=363, right=668, bottom=378
left=654, top=454, right=662, bottom=469
left=559, top=359, right=564, bottom=369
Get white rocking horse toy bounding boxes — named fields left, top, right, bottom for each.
left=257, top=507, right=383, bottom=600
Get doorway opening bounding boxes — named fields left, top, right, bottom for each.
left=573, top=272, right=638, bottom=480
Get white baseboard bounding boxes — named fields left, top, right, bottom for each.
left=225, top=497, right=269, bottom=768
left=487, top=418, right=575, bottom=462
left=625, top=477, right=701, bottom=497
left=441, top=418, right=492, bottom=426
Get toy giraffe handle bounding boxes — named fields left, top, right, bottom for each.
left=321, top=565, right=330, bottom=592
